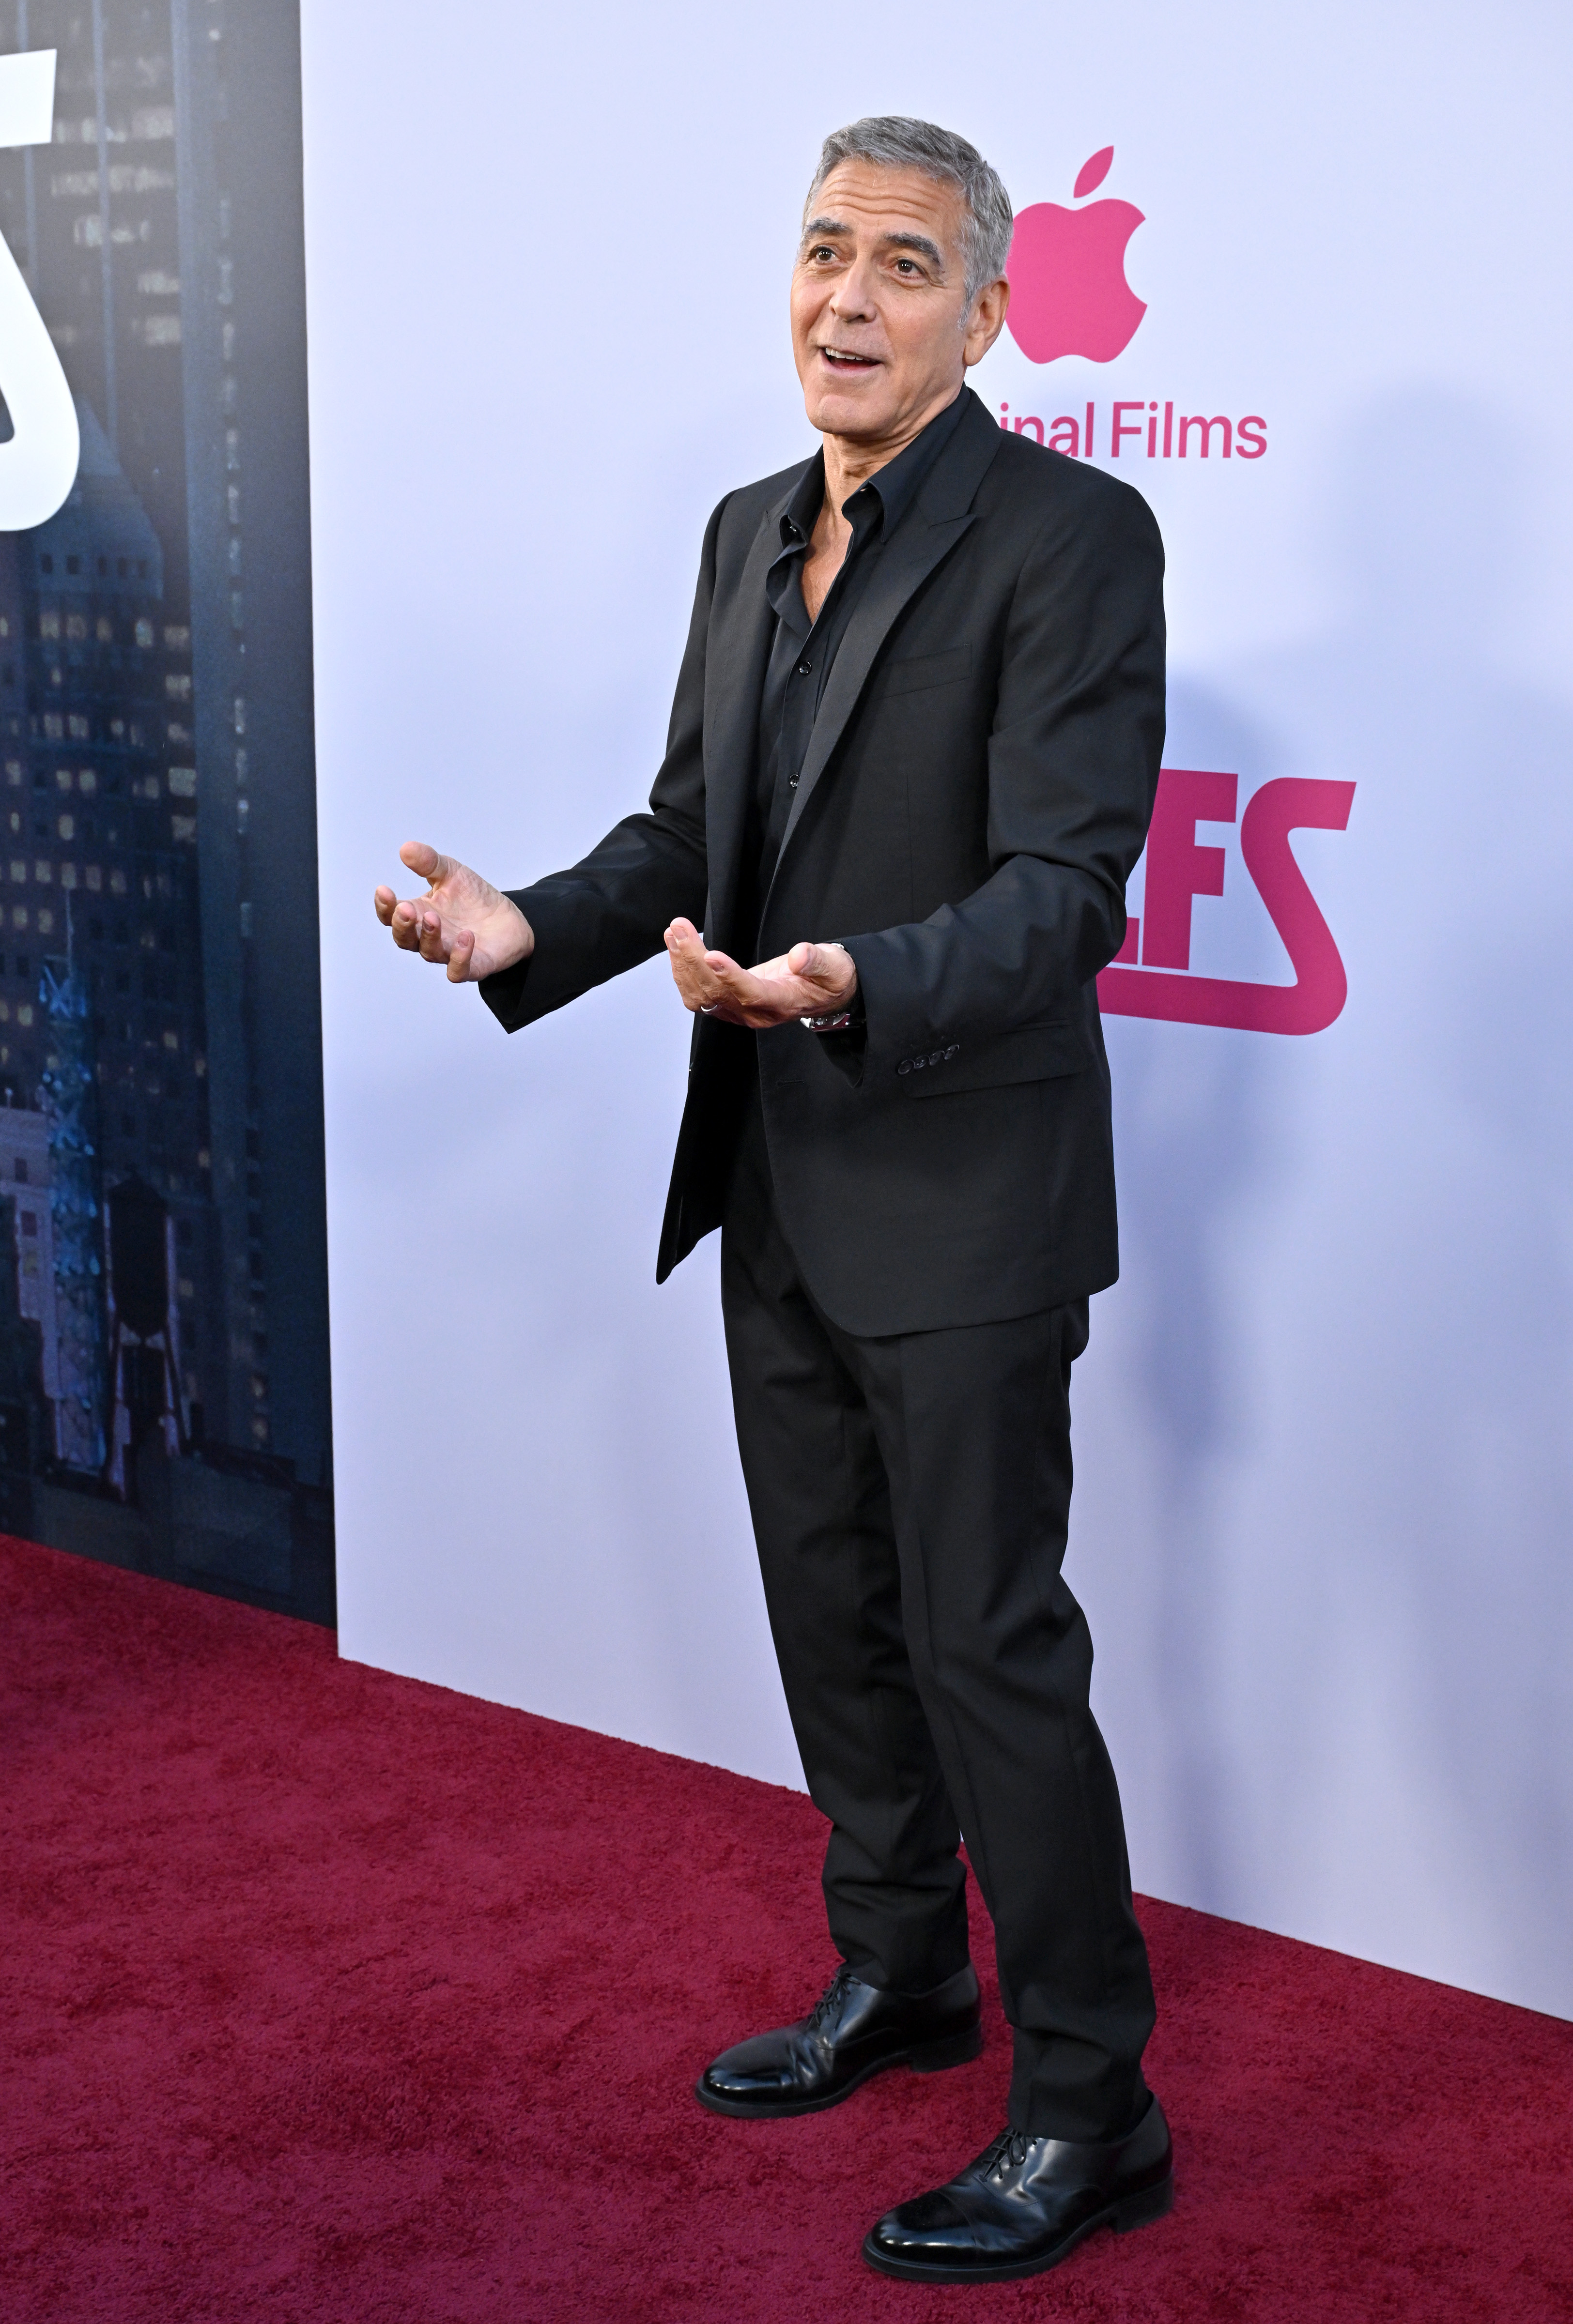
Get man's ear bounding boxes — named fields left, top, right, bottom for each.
left=964, top=276, right=1010, bottom=367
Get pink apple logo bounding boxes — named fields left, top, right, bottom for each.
left=1005, top=147, right=1146, bottom=365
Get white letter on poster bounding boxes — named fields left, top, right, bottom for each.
left=0, top=51, right=80, bottom=531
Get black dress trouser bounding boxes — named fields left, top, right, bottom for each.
left=718, top=1084, right=1156, bottom=2141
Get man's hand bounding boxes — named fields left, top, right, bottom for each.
left=663, top=917, right=858, bottom=1029
left=373, top=841, right=534, bottom=983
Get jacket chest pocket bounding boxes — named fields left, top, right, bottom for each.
left=873, top=643, right=972, bottom=700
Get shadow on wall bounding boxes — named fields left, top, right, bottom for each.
left=1101, top=680, right=1290, bottom=1916
left=1107, top=389, right=1573, bottom=2009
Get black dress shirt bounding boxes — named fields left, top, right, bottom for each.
left=748, top=389, right=971, bottom=937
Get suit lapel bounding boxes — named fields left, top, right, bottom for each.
left=702, top=481, right=798, bottom=947
left=768, top=390, right=1004, bottom=874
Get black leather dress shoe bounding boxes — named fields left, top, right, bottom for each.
left=863, top=2092, right=1173, bottom=2281
left=694, top=1961, right=982, bottom=2119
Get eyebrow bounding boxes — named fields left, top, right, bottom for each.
left=801, top=218, right=947, bottom=269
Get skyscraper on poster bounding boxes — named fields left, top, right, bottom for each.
left=0, top=6, right=330, bottom=1618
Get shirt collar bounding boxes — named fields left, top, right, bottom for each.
left=779, top=384, right=972, bottom=550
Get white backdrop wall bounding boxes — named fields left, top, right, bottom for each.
left=302, top=0, right=1573, bottom=2018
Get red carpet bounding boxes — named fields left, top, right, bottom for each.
left=1, top=1534, right=1570, bottom=2323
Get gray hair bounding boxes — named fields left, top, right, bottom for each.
left=803, top=116, right=1014, bottom=307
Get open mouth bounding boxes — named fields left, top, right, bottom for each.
left=818, top=345, right=879, bottom=372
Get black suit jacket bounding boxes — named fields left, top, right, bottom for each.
left=481, top=387, right=1165, bottom=1337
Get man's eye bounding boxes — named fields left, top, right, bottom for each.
left=809, top=245, right=837, bottom=262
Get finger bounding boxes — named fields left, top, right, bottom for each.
left=668, top=950, right=722, bottom=1009
left=416, top=909, right=449, bottom=963
left=389, top=899, right=424, bottom=951
left=400, top=840, right=450, bottom=887
left=663, top=924, right=706, bottom=976
left=665, top=922, right=743, bottom=1005
left=663, top=918, right=709, bottom=963
left=784, top=941, right=854, bottom=1003
left=789, top=941, right=843, bottom=986
left=447, top=928, right=476, bottom=983
left=373, top=884, right=397, bottom=926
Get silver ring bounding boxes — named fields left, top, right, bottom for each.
left=698, top=1002, right=721, bottom=1016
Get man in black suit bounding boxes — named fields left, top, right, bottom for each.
left=375, top=116, right=1170, bottom=2284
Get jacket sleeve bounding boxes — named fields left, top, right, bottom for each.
left=837, top=474, right=1164, bottom=1079
left=478, top=498, right=724, bottom=1033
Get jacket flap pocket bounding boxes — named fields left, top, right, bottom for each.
left=897, top=1020, right=1089, bottom=1097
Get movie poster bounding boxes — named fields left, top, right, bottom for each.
left=0, top=1, right=331, bottom=1622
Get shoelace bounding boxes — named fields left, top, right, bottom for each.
left=804, top=1963, right=857, bottom=2034
left=979, top=2128, right=1036, bottom=2176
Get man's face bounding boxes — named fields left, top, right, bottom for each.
left=790, top=160, right=1007, bottom=446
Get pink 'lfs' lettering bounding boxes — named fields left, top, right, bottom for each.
left=1098, top=769, right=1357, bottom=1034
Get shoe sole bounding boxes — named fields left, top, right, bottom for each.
left=693, top=2021, right=984, bottom=2121
left=860, top=2171, right=1174, bottom=2281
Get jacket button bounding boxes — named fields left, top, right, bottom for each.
left=945, top=1044, right=959, bottom=1059
left=897, top=1059, right=910, bottom=1074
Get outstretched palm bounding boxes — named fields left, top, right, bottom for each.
left=373, top=841, right=533, bottom=982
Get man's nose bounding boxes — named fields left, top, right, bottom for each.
left=829, top=259, right=879, bottom=321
